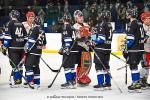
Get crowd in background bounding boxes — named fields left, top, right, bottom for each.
left=0, top=0, right=150, bottom=32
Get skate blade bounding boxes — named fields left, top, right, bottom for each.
left=61, top=86, right=76, bottom=89
left=104, top=87, right=112, bottom=90
left=94, top=88, right=104, bottom=91
left=128, top=89, right=142, bottom=93
left=77, top=83, right=89, bottom=87
left=10, top=84, right=23, bottom=88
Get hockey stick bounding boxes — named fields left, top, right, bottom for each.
left=48, top=39, right=77, bottom=88
left=5, top=54, right=34, bottom=89
left=40, top=57, right=59, bottom=72
left=110, top=53, right=126, bottom=63
left=89, top=46, right=123, bottom=93
left=125, top=64, right=127, bottom=85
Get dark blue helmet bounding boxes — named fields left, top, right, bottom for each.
left=126, top=8, right=137, bottom=18
left=62, top=15, right=71, bottom=22
left=9, top=10, right=20, bottom=19
left=34, top=16, right=41, bottom=25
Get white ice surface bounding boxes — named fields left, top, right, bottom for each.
left=0, top=53, right=150, bottom=100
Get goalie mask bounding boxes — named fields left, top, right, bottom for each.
left=74, top=10, right=83, bottom=19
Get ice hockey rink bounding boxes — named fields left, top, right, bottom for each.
left=0, top=52, right=150, bottom=100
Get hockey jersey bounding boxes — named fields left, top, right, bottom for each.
left=22, top=21, right=34, bottom=35
left=4, top=19, right=27, bottom=49
left=25, top=25, right=46, bottom=55
left=73, top=23, right=91, bottom=51
left=94, top=21, right=112, bottom=52
left=126, top=20, right=144, bottom=52
left=143, top=24, right=150, bottom=53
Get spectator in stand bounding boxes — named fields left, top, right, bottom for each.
left=89, top=2, right=98, bottom=27
left=117, top=4, right=126, bottom=31
left=38, top=7, right=45, bottom=25
left=82, top=1, right=90, bottom=23
left=109, top=4, right=118, bottom=22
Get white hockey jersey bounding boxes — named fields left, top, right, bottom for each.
left=143, top=24, right=150, bottom=52
left=22, top=22, right=34, bottom=35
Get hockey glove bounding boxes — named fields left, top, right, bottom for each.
left=58, top=47, right=70, bottom=55
left=1, top=45, right=7, bottom=55
left=126, top=34, right=135, bottom=48
left=94, top=34, right=106, bottom=45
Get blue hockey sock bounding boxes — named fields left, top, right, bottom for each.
left=131, top=69, right=140, bottom=82
left=105, top=73, right=111, bottom=84
left=71, top=68, right=76, bottom=80
left=104, top=70, right=111, bottom=84
left=64, top=68, right=72, bottom=82
left=97, top=70, right=104, bottom=85
left=34, top=74, right=40, bottom=85
left=26, top=70, right=34, bottom=82
left=13, top=69, right=22, bottom=81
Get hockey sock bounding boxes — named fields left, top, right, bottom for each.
left=104, top=74, right=111, bottom=84
left=26, top=70, right=34, bottom=82
left=13, top=69, right=22, bottom=82
left=97, top=70, right=104, bottom=85
left=71, top=68, right=76, bottom=80
left=19, top=66, right=23, bottom=80
left=34, top=74, right=40, bottom=85
left=64, top=68, right=72, bottom=82
left=131, top=69, right=140, bottom=82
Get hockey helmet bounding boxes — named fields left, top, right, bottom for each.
left=140, top=12, right=150, bottom=22
left=9, top=10, right=20, bottom=19
left=34, top=16, right=41, bottom=25
left=73, top=10, right=83, bottom=19
left=62, top=15, right=71, bottom=22
left=26, top=11, right=35, bottom=18
left=126, top=8, right=137, bottom=18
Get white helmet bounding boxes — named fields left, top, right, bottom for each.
left=73, top=10, right=83, bottom=19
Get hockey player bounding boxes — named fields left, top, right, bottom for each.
left=140, top=12, right=150, bottom=89
left=1, top=10, right=27, bottom=87
left=126, top=9, right=145, bottom=92
left=24, top=16, right=46, bottom=89
left=22, top=11, right=35, bottom=85
left=58, top=15, right=77, bottom=89
left=73, top=10, right=92, bottom=86
left=92, top=11, right=113, bottom=90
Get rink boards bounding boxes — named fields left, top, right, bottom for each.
left=42, top=33, right=126, bottom=55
